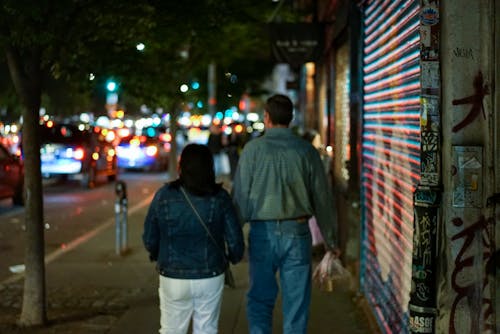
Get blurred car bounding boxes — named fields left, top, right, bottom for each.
left=40, top=123, right=118, bottom=188
left=1, top=132, right=22, bottom=157
left=0, top=141, right=24, bottom=205
left=116, top=135, right=169, bottom=171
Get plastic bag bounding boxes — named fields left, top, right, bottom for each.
left=312, top=251, right=351, bottom=292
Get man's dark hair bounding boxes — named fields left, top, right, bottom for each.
left=174, top=143, right=221, bottom=195
left=265, top=94, right=294, bottom=126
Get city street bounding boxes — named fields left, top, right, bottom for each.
left=0, top=171, right=170, bottom=283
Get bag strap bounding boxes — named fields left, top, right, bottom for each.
left=180, top=187, right=228, bottom=262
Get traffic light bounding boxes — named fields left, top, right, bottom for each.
left=106, top=80, right=117, bottom=92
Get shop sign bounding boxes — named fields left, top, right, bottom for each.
left=268, top=23, right=323, bottom=66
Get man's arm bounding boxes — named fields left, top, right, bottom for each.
left=309, top=149, right=338, bottom=251
left=231, top=145, right=254, bottom=223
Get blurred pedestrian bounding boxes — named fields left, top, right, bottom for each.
left=226, top=123, right=247, bottom=180
left=207, top=124, right=224, bottom=154
left=207, top=123, right=226, bottom=176
left=232, top=94, right=339, bottom=334
left=143, top=143, right=245, bottom=334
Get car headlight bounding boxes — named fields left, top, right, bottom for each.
left=145, top=145, right=158, bottom=157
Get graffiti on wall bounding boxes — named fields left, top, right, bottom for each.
left=420, top=94, right=440, bottom=186
left=420, top=95, right=440, bottom=186
left=420, top=0, right=440, bottom=189
left=448, top=215, right=494, bottom=333
left=452, top=47, right=474, bottom=59
left=409, top=188, right=439, bottom=333
left=452, top=71, right=489, bottom=133
left=420, top=95, right=441, bottom=186
left=420, top=125, right=439, bottom=186
left=412, top=2, right=441, bottom=331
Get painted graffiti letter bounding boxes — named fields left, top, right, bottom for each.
left=449, top=216, right=493, bottom=333
left=452, top=71, right=488, bottom=133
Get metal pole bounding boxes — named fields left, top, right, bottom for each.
left=208, top=62, right=216, bottom=117
left=115, top=199, right=122, bottom=255
left=121, top=198, right=128, bottom=253
left=114, top=181, right=128, bottom=255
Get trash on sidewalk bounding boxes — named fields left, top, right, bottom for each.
left=8, top=264, right=25, bottom=274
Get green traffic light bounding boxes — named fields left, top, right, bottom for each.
left=106, top=81, right=117, bottom=92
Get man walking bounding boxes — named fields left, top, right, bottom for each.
left=232, top=94, right=339, bottom=334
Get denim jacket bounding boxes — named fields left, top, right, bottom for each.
left=143, top=183, right=245, bottom=279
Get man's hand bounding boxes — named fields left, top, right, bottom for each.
left=324, top=246, right=341, bottom=259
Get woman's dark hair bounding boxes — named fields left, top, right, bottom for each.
left=265, top=94, right=294, bottom=126
left=173, top=143, right=221, bottom=195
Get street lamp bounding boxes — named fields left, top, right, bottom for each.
left=180, top=84, right=189, bottom=93
left=136, top=43, right=145, bottom=51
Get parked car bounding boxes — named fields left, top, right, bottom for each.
left=0, top=141, right=24, bottom=205
left=116, top=134, right=169, bottom=171
left=40, top=123, right=118, bottom=188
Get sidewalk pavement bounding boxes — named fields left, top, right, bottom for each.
left=0, top=203, right=376, bottom=334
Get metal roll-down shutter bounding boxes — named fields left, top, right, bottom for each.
left=360, top=1, right=421, bottom=333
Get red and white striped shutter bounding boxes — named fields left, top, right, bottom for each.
left=360, top=0, right=421, bottom=332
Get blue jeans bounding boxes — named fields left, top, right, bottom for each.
left=247, top=220, right=312, bottom=334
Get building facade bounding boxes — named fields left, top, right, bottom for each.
left=298, top=0, right=499, bottom=333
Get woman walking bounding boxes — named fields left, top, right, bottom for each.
left=143, top=143, right=245, bottom=334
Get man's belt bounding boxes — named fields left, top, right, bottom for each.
left=251, top=216, right=309, bottom=224
left=285, top=216, right=309, bottom=224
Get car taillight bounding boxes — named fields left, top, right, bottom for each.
left=130, top=137, right=141, bottom=146
left=145, top=145, right=158, bottom=156
left=117, top=128, right=130, bottom=138
left=73, top=148, right=85, bottom=160
left=159, top=133, right=172, bottom=142
left=234, top=124, right=243, bottom=133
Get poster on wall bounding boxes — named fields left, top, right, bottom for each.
left=451, top=146, right=483, bottom=208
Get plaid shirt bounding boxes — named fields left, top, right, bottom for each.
left=232, top=127, right=337, bottom=248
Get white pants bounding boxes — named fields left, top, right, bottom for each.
left=158, top=274, right=225, bottom=334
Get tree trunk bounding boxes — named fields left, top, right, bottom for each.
left=6, top=46, right=47, bottom=326
left=168, top=99, right=181, bottom=181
